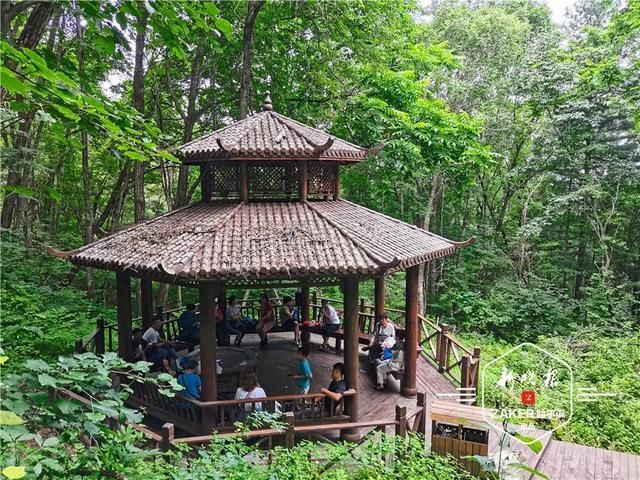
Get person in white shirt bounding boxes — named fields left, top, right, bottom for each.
left=318, top=299, right=341, bottom=351
left=234, top=372, right=267, bottom=419
left=364, top=313, right=396, bottom=363
left=143, top=319, right=177, bottom=369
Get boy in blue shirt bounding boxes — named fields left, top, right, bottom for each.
left=290, top=346, right=313, bottom=394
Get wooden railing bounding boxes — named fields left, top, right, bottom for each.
left=76, top=292, right=480, bottom=401
left=127, top=378, right=355, bottom=435
left=160, top=392, right=428, bottom=451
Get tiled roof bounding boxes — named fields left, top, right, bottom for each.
left=178, top=97, right=381, bottom=162
left=49, top=201, right=470, bottom=281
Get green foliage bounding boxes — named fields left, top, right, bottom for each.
left=0, top=233, right=116, bottom=371
left=463, top=332, right=640, bottom=454
left=0, top=352, right=180, bottom=479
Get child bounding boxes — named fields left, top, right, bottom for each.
left=290, top=346, right=313, bottom=394
left=177, top=358, right=201, bottom=400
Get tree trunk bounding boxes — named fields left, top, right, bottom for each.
left=416, top=172, right=444, bottom=314
left=74, top=2, right=94, bottom=294
left=132, top=7, right=147, bottom=224
left=238, top=0, right=265, bottom=119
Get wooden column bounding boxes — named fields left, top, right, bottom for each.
left=341, top=277, right=360, bottom=441
left=239, top=161, right=249, bottom=202
left=200, top=164, right=212, bottom=202
left=199, top=282, right=218, bottom=408
left=374, top=276, right=385, bottom=325
left=301, top=285, right=310, bottom=322
left=299, top=160, right=308, bottom=200
left=333, top=164, right=340, bottom=200
left=402, top=265, right=419, bottom=398
left=140, top=278, right=154, bottom=330
left=116, top=271, right=133, bottom=360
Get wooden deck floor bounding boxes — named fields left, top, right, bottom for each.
left=172, top=332, right=640, bottom=479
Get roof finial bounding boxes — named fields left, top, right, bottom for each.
left=263, top=92, right=273, bottom=111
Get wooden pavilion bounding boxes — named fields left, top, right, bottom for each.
left=49, top=95, right=473, bottom=439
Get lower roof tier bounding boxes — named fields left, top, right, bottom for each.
left=49, top=200, right=473, bottom=281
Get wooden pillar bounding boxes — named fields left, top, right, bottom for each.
left=140, top=278, right=154, bottom=330
left=402, top=265, right=419, bottom=398
left=333, top=164, right=340, bottom=200
left=341, top=277, right=360, bottom=441
left=199, top=282, right=218, bottom=409
left=299, top=160, right=308, bottom=200
left=239, top=161, right=249, bottom=202
left=116, top=271, right=133, bottom=360
left=374, top=276, right=385, bottom=327
left=200, top=164, right=212, bottom=202
left=301, top=286, right=310, bottom=322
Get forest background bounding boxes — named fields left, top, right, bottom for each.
left=1, top=0, right=638, bottom=455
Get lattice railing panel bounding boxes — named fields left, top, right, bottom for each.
left=308, top=161, right=336, bottom=197
left=248, top=162, right=299, bottom=199
left=203, top=163, right=240, bottom=199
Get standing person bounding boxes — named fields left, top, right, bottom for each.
left=177, top=358, right=201, bottom=400
left=289, top=346, right=313, bottom=394
left=320, top=362, right=349, bottom=414
left=256, top=293, right=275, bottom=347
left=280, top=296, right=300, bottom=347
left=177, top=303, right=199, bottom=346
left=364, top=313, right=395, bottom=363
left=234, top=372, right=267, bottom=420
left=318, top=299, right=341, bottom=351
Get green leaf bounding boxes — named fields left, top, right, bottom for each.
left=37, top=373, right=57, bottom=387
left=510, top=463, right=550, bottom=480
left=204, top=2, right=219, bottom=17
left=0, top=411, right=25, bottom=426
left=1, top=67, right=29, bottom=95
left=95, top=34, right=116, bottom=56
left=215, top=18, right=233, bottom=40
left=2, top=466, right=26, bottom=480
left=124, top=150, right=147, bottom=161
left=53, top=104, right=81, bottom=121
left=514, top=433, right=544, bottom=454
left=26, top=359, right=49, bottom=371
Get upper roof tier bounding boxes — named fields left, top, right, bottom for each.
left=178, top=95, right=383, bottom=163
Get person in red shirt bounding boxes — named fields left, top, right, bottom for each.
left=256, top=293, right=275, bottom=347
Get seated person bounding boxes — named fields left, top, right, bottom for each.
left=289, top=346, right=313, bottom=394
left=320, top=362, right=349, bottom=414
left=226, top=296, right=247, bottom=346
left=216, top=299, right=240, bottom=346
left=318, top=299, right=341, bottom=351
left=177, top=358, right=200, bottom=406
left=279, top=296, right=300, bottom=347
left=364, top=313, right=395, bottom=362
left=256, top=294, right=275, bottom=346
left=177, top=303, right=199, bottom=346
left=235, top=372, right=267, bottom=419
left=375, top=341, right=405, bottom=391
left=131, top=327, right=148, bottom=361
left=143, top=319, right=177, bottom=365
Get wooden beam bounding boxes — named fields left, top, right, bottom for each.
left=341, top=276, right=360, bottom=441
left=239, top=161, right=249, bottom=202
left=374, top=276, right=385, bottom=323
left=116, top=271, right=133, bottom=360
left=402, top=265, right=419, bottom=398
left=140, top=278, right=154, bottom=330
left=199, top=282, right=218, bottom=407
left=299, top=160, right=308, bottom=201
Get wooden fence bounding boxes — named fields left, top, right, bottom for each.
left=76, top=292, right=480, bottom=399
